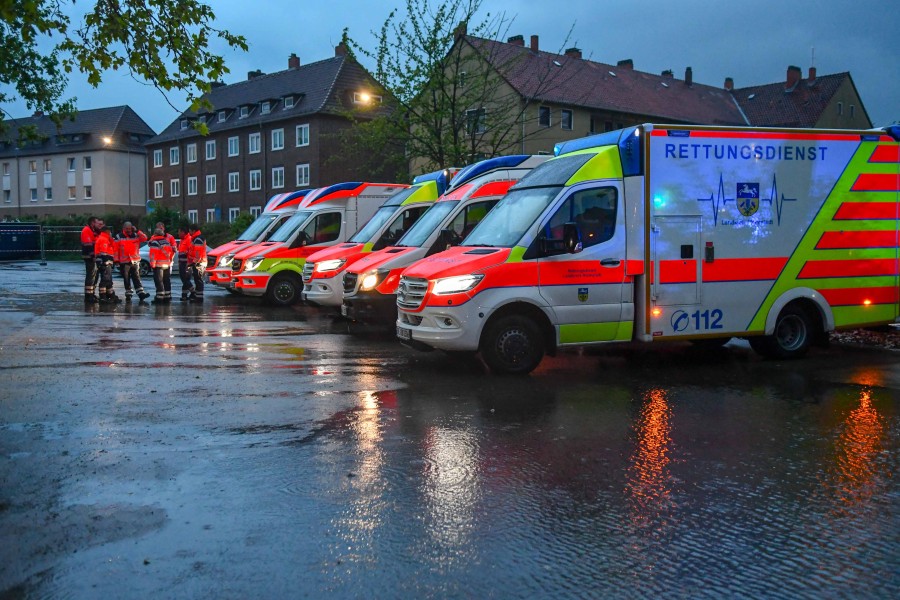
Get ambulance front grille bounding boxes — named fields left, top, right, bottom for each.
left=232, top=259, right=243, bottom=273
left=397, top=276, right=428, bottom=310
left=343, top=272, right=358, bottom=294
left=301, top=261, right=315, bottom=282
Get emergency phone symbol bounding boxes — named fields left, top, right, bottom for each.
left=737, top=183, right=759, bottom=217
left=671, top=310, right=690, bottom=332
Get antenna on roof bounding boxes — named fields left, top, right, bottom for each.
left=811, top=46, right=815, bottom=67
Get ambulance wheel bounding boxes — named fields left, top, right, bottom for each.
left=481, top=315, right=544, bottom=375
left=267, top=273, right=301, bottom=306
left=139, top=259, right=151, bottom=278
left=749, top=306, right=812, bottom=359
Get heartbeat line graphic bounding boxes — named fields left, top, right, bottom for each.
left=698, top=173, right=797, bottom=226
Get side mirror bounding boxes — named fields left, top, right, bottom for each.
left=563, top=222, right=583, bottom=254
left=294, top=231, right=310, bottom=248
left=437, top=228, right=460, bottom=251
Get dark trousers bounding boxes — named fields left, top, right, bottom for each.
left=190, top=264, right=205, bottom=299
left=119, top=262, right=145, bottom=296
left=83, top=257, right=97, bottom=295
left=97, top=260, right=114, bottom=295
left=178, top=260, right=193, bottom=298
left=153, top=267, right=172, bottom=299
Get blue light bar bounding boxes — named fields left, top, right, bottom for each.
left=553, top=126, right=643, bottom=177
left=413, top=169, right=453, bottom=195
left=450, top=155, right=530, bottom=189
left=886, top=125, right=900, bottom=141
left=554, top=130, right=625, bottom=156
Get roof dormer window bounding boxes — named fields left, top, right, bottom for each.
left=180, top=119, right=189, bottom=130
left=284, top=96, right=294, bottom=109
left=217, top=111, right=227, bottom=123
left=261, top=101, right=271, bottom=115
left=240, top=106, right=250, bottom=119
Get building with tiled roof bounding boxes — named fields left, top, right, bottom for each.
left=146, top=47, right=397, bottom=225
left=0, top=106, right=155, bottom=219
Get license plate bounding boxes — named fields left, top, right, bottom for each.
left=397, top=326, right=411, bottom=341
left=341, top=304, right=349, bottom=317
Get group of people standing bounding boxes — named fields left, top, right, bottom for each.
left=80, top=217, right=207, bottom=305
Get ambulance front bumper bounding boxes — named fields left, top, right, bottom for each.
left=396, top=304, right=483, bottom=352
left=301, top=275, right=342, bottom=307
left=232, top=272, right=271, bottom=297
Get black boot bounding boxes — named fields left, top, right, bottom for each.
left=84, top=294, right=99, bottom=304
left=125, top=294, right=133, bottom=303
left=138, top=291, right=150, bottom=301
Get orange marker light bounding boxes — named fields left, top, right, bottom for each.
left=863, top=299, right=872, bottom=306
left=651, top=307, right=662, bottom=317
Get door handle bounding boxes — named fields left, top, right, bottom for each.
left=600, top=258, right=621, bottom=267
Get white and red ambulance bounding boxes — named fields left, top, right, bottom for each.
left=396, top=124, right=900, bottom=373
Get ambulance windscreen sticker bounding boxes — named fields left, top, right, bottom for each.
left=737, top=183, right=759, bottom=217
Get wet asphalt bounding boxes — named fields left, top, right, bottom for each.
left=0, top=261, right=898, bottom=598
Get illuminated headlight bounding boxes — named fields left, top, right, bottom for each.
left=218, top=254, right=234, bottom=268
left=360, top=269, right=388, bottom=291
left=431, top=273, right=484, bottom=295
left=244, top=257, right=265, bottom=271
left=315, top=258, right=346, bottom=273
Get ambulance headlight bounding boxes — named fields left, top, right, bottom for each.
left=315, top=259, right=346, bottom=273
left=218, top=254, right=234, bottom=268
left=360, top=269, right=389, bottom=291
left=432, top=274, right=484, bottom=295
left=244, top=257, right=265, bottom=271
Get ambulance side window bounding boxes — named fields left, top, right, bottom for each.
left=543, top=187, right=617, bottom=252
left=374, top=206, right=430, bottom=250
left=448, top=199, right=499, bottom=239
left=300, top=212, right=342, bottom=246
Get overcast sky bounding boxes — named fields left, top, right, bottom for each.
left=5, top=0, right=899, bottom=133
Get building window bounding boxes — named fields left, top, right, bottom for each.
left=249, top=169, right=262, bottom=191
left=228, top=207, right=240, bottom=222
left=68, top=186, right=76, bottom=201
left=240, top=106, right=249, bottom=119
left=85, top=156, right=93, bottom=171
left=43, top=159, right=51, bottom=172
left=170, top=146, right=180, bottom=165
left=45, top=187, right=53, bottom=201
left=261, top=101, right=271, bottom=114
left=29, top=188, right=37, bottom=202
left=218, top=111, right=227, bottom=123
left=837, top=102, right=843, bottom=116
left=228, top=171, right=239, bottom=192
left=271, top=128, right=284, bottom=151
left=154, top=180, right=163, bottom=198
left=206, top=208, right=216, bottom=223
left=153, top=149, right=162, bottom=167
left=84, top=185, right=92, bottom=199
left=4, top=189, right=11, bottom=203
left=249, top=132, right=261, bottom=154
left=187, top=143, right=197, bottom=163
left=228, top=136, right=239, bottom=157
left=272, top=166, right=285, bottom=189
left=466, top=108, right=487, bottom=134
left=561, top=109, right=573, bottom=130
left=205, top=140, right=216, bottom=160
left=205, top=174, right=216, bottom=193
left=353, top=92, right=383, bottom=104
left=187, top=176, right=198, bottom=196
left=28, top=160, right=37, bottom=174
left=67, top=157, right=76, bottom=171
left=284, top=97, right=294, bottom=109
left=180, top=119, right=189, bottom=130
left=170, top=179, right=180, bottom=197
left=250, top=205, right=262, bottom=217
left=850, top=105, right=856, bottom=118
left=539, top=106, right=551, bottom=127
left=188, top=209, right=198, bottom=224
left=296, top=163, right=310, bottom=186
left=296, top=124, right=309, bottom=147
left=2, top=162, right=9, bottom=175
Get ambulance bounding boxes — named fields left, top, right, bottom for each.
left=396, top=124, right=900, bottom=374
left=341, top=155, right=549, bottom=324
left=229, top=181, right=407, bottom=305
left=207, top=189, right=312, bottom=289
left=300, top=169, right=453, bottom=308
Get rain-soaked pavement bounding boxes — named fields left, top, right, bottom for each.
left=0, top=261, right=898, bottom=598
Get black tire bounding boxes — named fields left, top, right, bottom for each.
left=266, top=273, right=302, bottom=306
left=139, top=259, right=151, bottom=278
left=480, top=315, right=544, bottom=375
left=748, top=306, right=813, bottom=359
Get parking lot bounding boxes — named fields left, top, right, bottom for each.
left=1, top=261, right=898, bottom=598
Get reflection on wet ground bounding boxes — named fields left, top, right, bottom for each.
left=0, top=262, right=897, bottom=598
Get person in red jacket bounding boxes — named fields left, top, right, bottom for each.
left=176, top=226, right=195, bottom=301
left=114, top=221, right=150, bottom=302
left=148, top=228, right=175, bottom=303
left=80, top=216, right=102, bottom=302
left=94, top=226, right=121, bottom=304
left=187, top=224, right=207, bottom=302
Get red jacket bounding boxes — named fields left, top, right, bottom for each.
left=81, top=225, right=98, bottom=258
left=177, top=234, right=193, bottom=262
left=94, top=231, right=116, bottom=261
left=148, top=235, right=174, bottom=268
left=187, top=231, right=207, bottom=265
left=114, top=229, right=147, bottom=263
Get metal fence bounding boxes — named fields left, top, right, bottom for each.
left=0, top=224, right=84, bottom=264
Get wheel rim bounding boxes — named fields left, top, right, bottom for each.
left=775, top=314, right=807, bottom=352
left=273, top=281, right=296, bottom=303
left=496, top=327, right=534, bottom=367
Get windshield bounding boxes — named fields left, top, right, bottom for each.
left=237, top=213, right=280, bottom=241
left=463, top=187, right=562, bottom=247
left=349, top=206, right=396, bottom=243
left=269, top=211, right=313, bottom=243
left=397, top=201, right=458, bottom=247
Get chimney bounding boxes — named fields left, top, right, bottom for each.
left=530, top=35, right=539, bottom=52
left=335, top=42, right=348, bottom=57
left=785, top=65, right=802, bottom=90
left=724, top=77, right=734, bottom=91
left=210, top=81, right=226, bottom=89
left=684, top=66, right=693, bottom=86
left=617, top=59, right=633, bottom=69
left=662, top=69, right=674, bottom=78
left=507, top=34, right=524, bottom=46
left=564, top=47, right=582, bottom=59
left=453, top=21, right=467, bottom=39
left=33, top=110, right=44, bottom=117
left=248, top=69, right=264, bottom=80
left=288, top=53, right=300, bottom=69
left=808, top=66, right=817, bottom=84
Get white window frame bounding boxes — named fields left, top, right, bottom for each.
left=44, top=187, right=52, bottom=201
left=271, top=128, right=284, bottom=151
left=154, top=180, right=163, bottom=198
left=83, top=156, right=92, bottom=171
left=228, top=207, right=240, bottom=222
left=186, top=143, right=197, bottom=163
left=353, top=92, right=383, bottom=104
left=43, top=159, right=51, bottom=173
left=68, top=186, right=76, bottom=201
left=153, top=149, right=163, bottom=168
left=205, top=174, right=217, bottom=194
left=67, top=157, right=76, bottom=172
left=228, top=171, right=240, bottom=192
left=188, top=209, right=198, bottom=224
left=206, top=208, right=216, bottom=223
left=240, top=106, right=249, bottom=119
left=249, top=169, right=262, bottom=191
left=187, top=176, right=198, bottom=196
left=248, top=132, right=261, bottom=154
left=84, top=185, right=92, bottom=200
left=272, top=166, right=285, bottom=189
left=284, top=97, right=294, bottom=109
left=228, top=136, right=239, bottom=157
left=170, top=146, right=180, bottom=165
left=250, top=205, right=262, bottom=217
left=170, top=178, right=180, bottom=197
left=296, top=124, right=309, bottom=147
left=296, top=163, right=310, bottom=187
left=466, top=108, right=487, bottom=134
left=261, top=101, right=271, bottom=114
left=205, top=140, right=216, bottom=160
left=30, top=188, right=38, bottom=202
left=217, top=111, right=227, bottom=123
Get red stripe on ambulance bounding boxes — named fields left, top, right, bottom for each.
left=798, top=258, right=898, bottom=279
left=851, top=173, right=900, bottom=192
left=833, top=202, right=899, bottom=220
left=816, top=230, right=898, bottom=249
left=818, top=287, right=899, bottom=306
